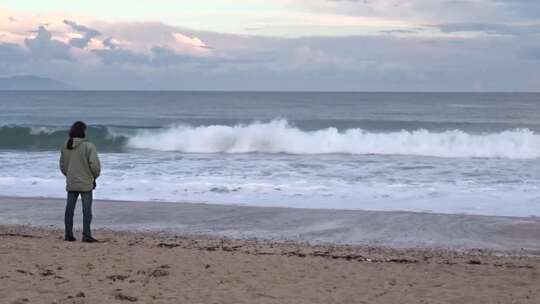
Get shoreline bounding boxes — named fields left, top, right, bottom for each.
left=1, top=196, right=540, bottom=251
left=1, top=224, right=540, bottom=303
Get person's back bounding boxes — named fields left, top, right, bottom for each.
left=59, top=121, right=101, bottom=243
left=60, top=137, right=100, bottom=192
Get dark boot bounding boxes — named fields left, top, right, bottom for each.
left=82, top=234, right=98, bottom=243
left=65, top=235, right=76, bottom=242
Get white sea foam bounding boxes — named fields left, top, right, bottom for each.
left=127, top=119, right=540, bottom=159
left=2, top=151, right=540, bottom=217
left=28, top=126, right=63, bottom=135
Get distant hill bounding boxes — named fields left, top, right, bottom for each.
left=0, top=75, right=74, bottom=90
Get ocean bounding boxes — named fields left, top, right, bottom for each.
left=1, top=91, right=540, bottom=217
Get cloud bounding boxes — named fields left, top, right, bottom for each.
left=288, top=46, right=359, bottom=72
left=310, top=0, right=540, bottom=28
left=63, top=20, right=101, bottom=48
left=1, top=4, right=540, bottom=91
left=0, top=42, right=27, bottom=65
left=91, top=41, right=202, bottom=66
left=90, top=32, right=200, bottom=66
left=23, top=26, right=72, bottom=61
left=102, top=37, right=117, bottom=49
left=149, top=46, right=198, bottom=66
left=519, top=46, right=540, bottom=60
left=492, top=0, right=540, bottom=18
left=172, top=32, right=212, bottom=55
left=92, top=46, right=149, bottom=65
left=435, top=22, right=540, bottom=35
left=13, top=22, right=540, bottom=91
left=381, top=29, right=419, bottom=34
left=92, top=43, right=258, bottom=67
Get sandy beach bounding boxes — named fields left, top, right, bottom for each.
left=1, top=197, right=540, bottom=303
left=1, top=224, right=539, bottom=304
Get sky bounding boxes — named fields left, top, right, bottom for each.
left=0, top=0, right=539, bottom=91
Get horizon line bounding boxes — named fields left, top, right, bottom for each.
left=1, top=89, right=540, bottom=94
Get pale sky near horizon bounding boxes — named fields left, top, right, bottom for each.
left=0, top=1, right=424, bottom=37
left=1, top=1, right=540, bottom=91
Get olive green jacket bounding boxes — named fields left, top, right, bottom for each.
left=59, top=138, right=101, bottom=192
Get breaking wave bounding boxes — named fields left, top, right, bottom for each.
left=3, top=120, right=540, bottom=158
left=127, top=120, right=540, bottom=159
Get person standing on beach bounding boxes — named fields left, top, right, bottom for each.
left=59, top=121, right=101, bottom=243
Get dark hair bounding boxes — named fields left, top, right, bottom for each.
left=67, top=121, right=87, bottom=150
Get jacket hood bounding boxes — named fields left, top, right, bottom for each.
left=67, top=137, right=87, bottom=149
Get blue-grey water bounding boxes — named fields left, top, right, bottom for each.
left=1, top=91, right=540, bottom=216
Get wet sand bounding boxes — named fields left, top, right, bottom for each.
left=1, top=196, right=540, bottom=250
left=1, top=197, right=540, bottom=303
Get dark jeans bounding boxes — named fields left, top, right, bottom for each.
left=65, top=191, right=93, bottom=238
